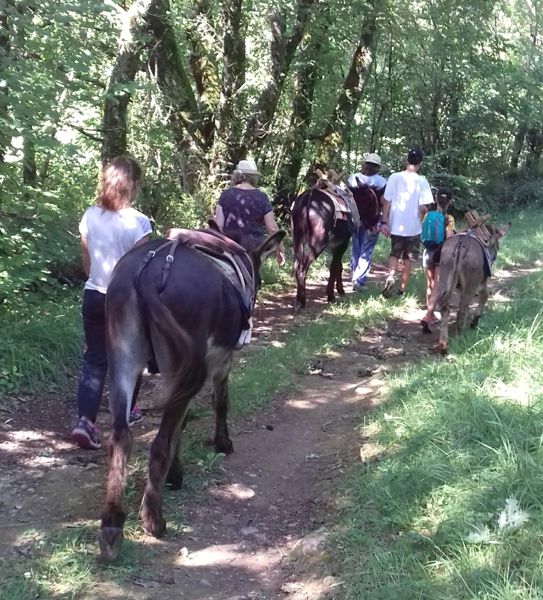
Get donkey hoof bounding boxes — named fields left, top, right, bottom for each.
left=337, top=288, right=346, bottom=296
left=142, top=514, right=166, bottom=538
left=214, top=436, right=234, bottom=455
left=100, top=526, right=124, bottom=562
left=437, top=343, right=448, bottom=356
left=327, top=294, right=336, bottom=303
left=470, top=317, right=480, bottom=329
left=166, top=469, right=184, bottom=490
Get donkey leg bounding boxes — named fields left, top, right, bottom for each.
left=165, top=437, right=184, bottom=490
left=471, top=282, right=489, bottom=329
left=334, top=239, right=350, bottom=296
left=210, top=351, right=234, bottom=455
left=140, top=346, right=206, bottom=537
left=100, top=424, right=132, bottom=561
left=100, top=307, right=148, bottom=561
left=140, top=404, right=188, bottom=537
left=438, top=302, right=450, bottom=355
left=455, top=293, right=472, bottom=335
left=294, top=254, right=311, bottom=309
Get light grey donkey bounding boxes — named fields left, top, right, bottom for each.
left=436, top=224, right=509, bottom=354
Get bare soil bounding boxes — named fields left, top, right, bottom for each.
left=0, top=269, right=442, bottom=599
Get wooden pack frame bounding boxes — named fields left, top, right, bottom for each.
left=466, top=209, right=492, bottom=244
left=314, top=168, right=345, bottom=193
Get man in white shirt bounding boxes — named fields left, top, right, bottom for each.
left=380, top=147, right=434, bottom=297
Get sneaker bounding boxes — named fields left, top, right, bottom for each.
left=129, top=406, right=143, bottom=426
left=352, top=281, right=364, bottom=292
left=71, top=417, right=101, bottom=450
left=381, top=275, right=396, bottom=298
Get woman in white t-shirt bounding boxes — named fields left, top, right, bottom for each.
left=71, top=156, right=152, bottom=450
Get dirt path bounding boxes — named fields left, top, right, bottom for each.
left=0, top=271, right=439, bottom=599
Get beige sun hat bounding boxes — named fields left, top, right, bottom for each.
left=363, top=152, right=382, bottom=166
left=235, top=159, right=260, bottom=175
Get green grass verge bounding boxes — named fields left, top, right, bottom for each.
left=0, top=287, right=83, bottom=397
left=336, top=209, right=543, bottom=599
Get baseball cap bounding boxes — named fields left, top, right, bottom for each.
left=363, top=152, right=382, bottom=166
left=407, top=147, right=423, bottom=165
left=235, top=159, right=259, bottom=175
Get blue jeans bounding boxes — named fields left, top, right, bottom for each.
left=76, top=289, right=140, bottom=422
left=350, top=227, right=380, bottom=286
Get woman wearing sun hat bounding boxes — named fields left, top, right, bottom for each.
left=214, top=159, right=285, bottom=264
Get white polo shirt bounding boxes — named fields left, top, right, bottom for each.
left=79, top=205, right=152, bottom=293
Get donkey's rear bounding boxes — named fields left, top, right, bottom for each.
left=100, top=230, right=284, bottom=561
left=291, top=188, right=351, bottom=308
left=436, top=225, right=508, bottom=354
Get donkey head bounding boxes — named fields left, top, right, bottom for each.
left=486, top=223, right=511, bottom=259
left=250, top=231, right=286, bottom=291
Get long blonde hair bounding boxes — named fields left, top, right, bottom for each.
left=96, top=156, right=142, bottom=211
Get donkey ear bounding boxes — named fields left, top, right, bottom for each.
left=256, top=230, right=286, bottom=263
left=497, top=223, right=511, bottom=238
left=208, top=218, right=222, bottom=232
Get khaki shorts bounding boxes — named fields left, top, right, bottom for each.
left=390, top=235, right=421, bottom=261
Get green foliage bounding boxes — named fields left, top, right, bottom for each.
left=0, top=289, right=82, bottom=396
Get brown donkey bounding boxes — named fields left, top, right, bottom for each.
left=435, top=225, right=509, bottom=354
left=291, top=188, right=352, bottom=308
left=100, top=229, right=285, bottom=561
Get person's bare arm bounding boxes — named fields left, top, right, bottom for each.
left=419, top=204, right=429, bottom=221
left=214, top=204, right=225, bottom=230
left=81, top=237, right=90, bottom=277
left=264, top=211, right=285, bottom=266
left=380, top=200, right=391, bottom=238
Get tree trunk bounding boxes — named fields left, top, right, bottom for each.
left=310, top=0, right=382, bottom=170
left=526, top=125, right=543, bottom=174
left=242, top=0, right=316, bottom=158
left=510, top=123, right=527, bottom=171
left=274, top=26, right=326, bottom=213
left=184, top=0, right=216, bottom=142
left=101, top=0, right=155, bottom=161
left=0, top=8, right=11, bottom=163
left=22, top=131, right=37, bottom=187
left=213, top=0, right=246, bottom=172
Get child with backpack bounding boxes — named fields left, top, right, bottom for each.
left=420, top=187, right=456, bottom=332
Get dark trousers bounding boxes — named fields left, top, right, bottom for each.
left=76, top=289, right=140, bottom=422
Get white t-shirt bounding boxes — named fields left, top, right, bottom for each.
left=79, top=205, right=152, bottom=293
left=347, top=172, right=387, bottom=191
left=383, top=171, right=434, bottom=236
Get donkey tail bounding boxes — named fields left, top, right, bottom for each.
left=137, top=288, right=204, bottom=411
left=435, top=237, right=467, bottom=310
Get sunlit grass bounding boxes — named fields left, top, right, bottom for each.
left=336, top=210, right=543, bottom=598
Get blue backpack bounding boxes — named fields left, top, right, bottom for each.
left=421, top=211, right=446, bottom=249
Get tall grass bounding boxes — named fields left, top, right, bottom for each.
left=0, top=288, right=82, bottom=396
left=336, top=210, right=543, bottom=599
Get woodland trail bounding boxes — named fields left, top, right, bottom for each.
left=0, top=269, right=459, bottom=599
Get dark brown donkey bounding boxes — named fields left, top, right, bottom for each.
left=436, top=224, right=509, bottom=354
left=99, top=228, right=285, bottom=561
left=291, top=188, right=352, bottom=308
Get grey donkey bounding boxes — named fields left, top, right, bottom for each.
left=435, top=224, right=509, bottom=354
